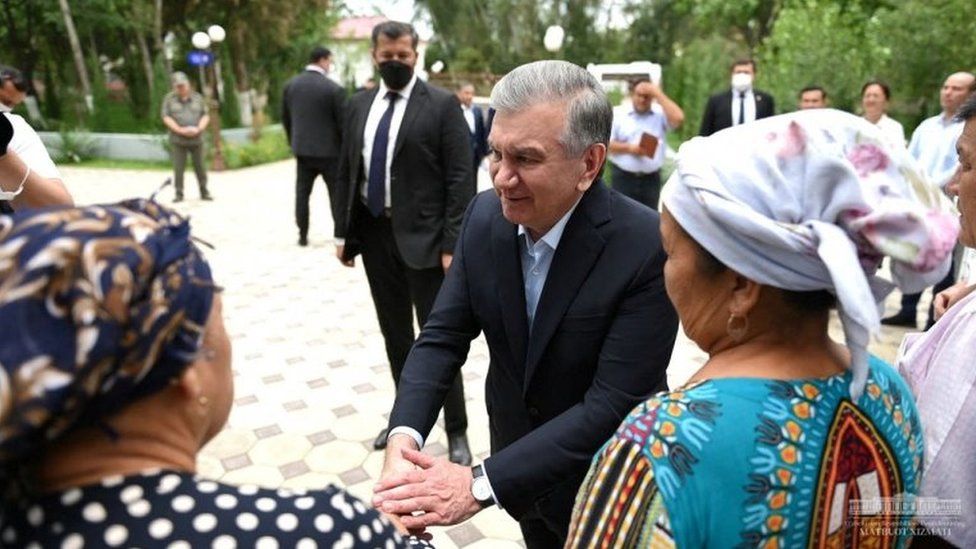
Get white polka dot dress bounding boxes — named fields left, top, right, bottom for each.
left=1, top=470, right=431, bottom=548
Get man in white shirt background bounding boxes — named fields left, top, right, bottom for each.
left=607, top=77, right=683, bottom=210
left=883, top=71, right=976, bottom=329
left=455, top=82, right=488, bottom=193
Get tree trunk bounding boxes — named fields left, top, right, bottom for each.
left=135, top=30, right=154, bottom=97
left=57, top=0, right=93, bottom=113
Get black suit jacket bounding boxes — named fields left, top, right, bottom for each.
left=389, top=182, right=679, bottom=523
left=281, top=70, right=346, bottom=158
left=467, top=104, right=488, bottom=164
left=699, top=88, right=776, bottom=136
left=334, top=80, right=473, bottom=269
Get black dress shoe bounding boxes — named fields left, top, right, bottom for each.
left=373, top=427, right=389, bottom=451
left=880, top=313, right=916, bottom=328
left=173, top=195, right=184, bottom=203
left=201, top=193, right=214, bottom=201
left=298, top=236, right=308, bottom=247
left=448, top=432, right=472, bottom=466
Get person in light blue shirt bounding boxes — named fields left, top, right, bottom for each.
left=883, top=71, right=975, bottom=330
left=607, top=77, right=684, bottom=210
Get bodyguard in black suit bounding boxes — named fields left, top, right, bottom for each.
left=699, top=59, right=775, bottom=136
left=456, top=82, right=488, bottom=190
left=372, top=60, right=678, bottom=548
left=282, top=46, right=346, bottom=246
left=332, top=21, right=474, bottom=464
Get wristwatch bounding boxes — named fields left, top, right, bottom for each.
left=470, top=464, right=494, bottom=508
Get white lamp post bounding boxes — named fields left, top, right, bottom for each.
left=543, top=25, right=565, bottom=54
left=192, top=25, right=226, bottom=170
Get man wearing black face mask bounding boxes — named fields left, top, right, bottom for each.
left=333, top=21, right=474, bottom=466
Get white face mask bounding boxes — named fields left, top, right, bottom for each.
left=731, top=73, right=753, bottom=92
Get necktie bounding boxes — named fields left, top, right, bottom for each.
left=367, top=91, right=399, bottom=217
left=737, top=91, right=746, bottom=126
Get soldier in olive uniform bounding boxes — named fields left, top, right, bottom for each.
left=161, top=72, right=211, bottom=202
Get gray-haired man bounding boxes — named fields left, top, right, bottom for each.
left=373, top=60, right=678, bottom=547
left=161, top=72, right=211, bottom=202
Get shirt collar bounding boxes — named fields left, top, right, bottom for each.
left=304, top=64, right=328, bottom=77
left=0, top=102, right=11, bottom=113
left=518, top=195, right=584, bottom=250
left=378, top=73, right=419, bottom=102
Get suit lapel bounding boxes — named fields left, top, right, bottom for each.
left=351, top=89, right=378, bottom=177
left=393, top=80, right=427, bottom=158
left=491, top=209, right=529, bottom=370
left=522, top=183, right=610, bottom=393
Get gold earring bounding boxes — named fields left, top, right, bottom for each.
left=727, top=314, right=749, bottom=342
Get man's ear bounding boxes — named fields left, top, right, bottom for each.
left=576, top=143, right=607, bottom=192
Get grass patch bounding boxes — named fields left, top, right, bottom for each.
left=67, top=158, right=172, bottom=170
left=222, top=128, right=291, bottom=169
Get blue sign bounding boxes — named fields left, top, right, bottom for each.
left=187, top=50, right=214, bottom=67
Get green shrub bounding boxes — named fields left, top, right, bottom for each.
left=222, top=128, right=291, bottom=169
left=54, top=128, right=98, bottom=163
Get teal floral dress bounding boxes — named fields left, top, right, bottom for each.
left=567, top=356, right=923, bottom=548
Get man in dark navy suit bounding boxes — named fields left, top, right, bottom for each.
left=372, top=60, right=678, bottom=548
left=332, top=21, right=474, bottom=465
left=282, top=46, right=346, bottom=246
left=456, top=82, right=488, bottom=191
left=699, top=58, right=775, bottom=136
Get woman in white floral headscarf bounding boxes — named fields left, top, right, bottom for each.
left=567, top=110, right=957, bottom=548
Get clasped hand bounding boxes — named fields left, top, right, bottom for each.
left=373, top=448, right=482, bottom=532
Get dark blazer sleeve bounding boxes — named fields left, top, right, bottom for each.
left=281, top=82, right=292, bottom=145
left=437, top=93, right=475, bottom=254
left=757, top=91, right=776, bottom=119
left=699, top=94, right=718, bottom=136
left=387, top=194, right=484, bottom=433
left=331, top=84, right=347, bottom=151
left=334, top=93, right=364, bottom=241
left=473, top=105, right=488, bottom=162
left=485, top=245, right=678, bottom=515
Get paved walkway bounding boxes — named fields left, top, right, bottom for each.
left=60, top=160, right=918, bottom=548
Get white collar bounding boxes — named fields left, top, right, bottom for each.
left=518, top=195, right=584, bottom=249
left=0, top=102, right=11, bottom=113
left=378, top=73, right=419, bottom=101
left=304, top=64, right=328, bottom=77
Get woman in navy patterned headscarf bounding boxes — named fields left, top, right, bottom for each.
left=0, top=200, right=427, bottom=548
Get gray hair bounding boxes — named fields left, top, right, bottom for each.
left=956, top=92, right=976, bottom=122
left=489, top=60, right=611, bottom=156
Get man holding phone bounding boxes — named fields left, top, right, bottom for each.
left=607, top=77, right=683, bottom=210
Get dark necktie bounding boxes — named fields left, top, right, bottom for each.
left=738, top=91, right=746, bottom=125
left=367, top=91, right=399, bottom=217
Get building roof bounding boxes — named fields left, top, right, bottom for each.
left=331, top=16, right=388, bottom=41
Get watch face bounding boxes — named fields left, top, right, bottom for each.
left=472, top=478, right=492, bottom=502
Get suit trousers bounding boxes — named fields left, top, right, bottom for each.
left=896, top=255, right=957, bottom=328
left=295, top=156, right=339, bottom=239
left=171, top=142, right=208, bottom=197
left=355, top=202, right=468, bottom=435
left=610, top=164, right=661, bottom=210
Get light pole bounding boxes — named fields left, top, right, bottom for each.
left=191, top=25, right=226, bottom=171
left=543, top=25, right=565, bottom=57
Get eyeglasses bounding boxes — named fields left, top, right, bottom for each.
left=2, top=72, right=27, bottom=92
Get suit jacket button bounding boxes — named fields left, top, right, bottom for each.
left=528, top=407, right=540, bottom=418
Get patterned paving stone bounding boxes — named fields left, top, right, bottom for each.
left=220, top=454, right=252, bottom=472
left=332, top=405, right=356, bottom=418
left=338, top=467, right=371, bottom=486
left=253, top=424, right=283, bottom=439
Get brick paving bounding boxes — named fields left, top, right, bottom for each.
left=60, top=159, right=918, bottom=547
